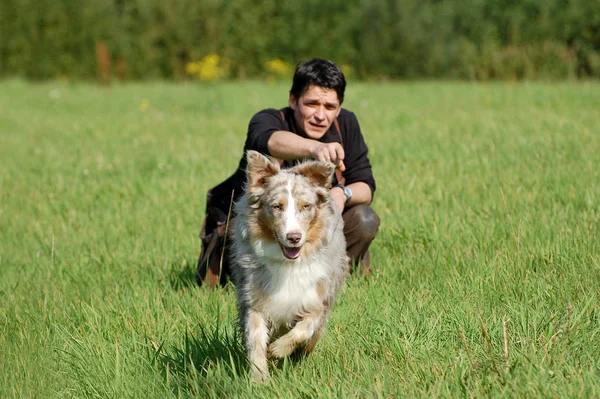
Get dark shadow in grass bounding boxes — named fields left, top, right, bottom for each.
left=166, top=257, right=234, bottom=292
left=166, top=259, right=198, bottom=291
left=150, top=324, right=248, bottom=393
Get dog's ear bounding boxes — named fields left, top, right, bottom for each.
left=293, top=160, right=336, bottom=189
left=246, top=150, right=280, bottom=197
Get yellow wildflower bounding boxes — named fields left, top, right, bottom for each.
left=340, top=64, right=354, bottom=77
left=186, top=54, right=229, bottom=81
left=264, top=59, right=292, bottom=78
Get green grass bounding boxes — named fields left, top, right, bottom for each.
left=1, top=78, right=599, bottom=398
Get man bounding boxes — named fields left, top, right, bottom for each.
left=196, top=58, right=379, bottom=288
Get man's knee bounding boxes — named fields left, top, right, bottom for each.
left=344, top=204, right=380, bottom=242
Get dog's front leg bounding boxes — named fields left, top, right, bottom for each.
left=267, top=313, right=323, bottom=359
left=245, top=310, right=270, bottom=382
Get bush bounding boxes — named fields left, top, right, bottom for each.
left=0, top=0, right=598, bottom=81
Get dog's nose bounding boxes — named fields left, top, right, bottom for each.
left=286, top=232, right=302, bottom=245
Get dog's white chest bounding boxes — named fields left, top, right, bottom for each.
left=262, top=261, right=326, bottom=326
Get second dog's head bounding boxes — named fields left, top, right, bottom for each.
left=243, top=150, right=336, bottom=261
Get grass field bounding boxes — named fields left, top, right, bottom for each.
left=1, top=78, right=599, bottom=398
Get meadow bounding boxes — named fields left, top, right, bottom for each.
left=1, top=78, right=599, bottom=398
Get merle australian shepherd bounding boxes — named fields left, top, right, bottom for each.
left=231, top=150, right=349, bottom=381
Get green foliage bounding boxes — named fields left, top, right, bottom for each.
left=0, top=0, right=598, bottom=81
left=1, top=80, right=600, bottom=397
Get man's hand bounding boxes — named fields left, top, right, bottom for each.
left=311, top=142, right=345, bottom=172
left=330, top=186, right=346, bottom=213
left=268, top=132, right=345, bottom=172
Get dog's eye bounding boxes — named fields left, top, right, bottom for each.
left=271, top=204, right=282, bottom=211
left=302, top=203, right=312, bottom=211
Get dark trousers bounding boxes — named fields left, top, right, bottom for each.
left=196, top=204, right=380, bottom=288
left=342, top=204, right=380, bottom=274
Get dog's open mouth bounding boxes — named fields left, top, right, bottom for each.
left=281, top=245, right=302, bottom=260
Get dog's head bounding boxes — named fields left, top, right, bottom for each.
left=244, top=150, right=336, bottom=260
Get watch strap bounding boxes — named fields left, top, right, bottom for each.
left=334, top=184, right=352, bottom=204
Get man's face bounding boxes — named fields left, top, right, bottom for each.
left=289, top=85, right=341, bottom=140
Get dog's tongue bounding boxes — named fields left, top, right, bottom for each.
left=283, top=246, right=301, bottom=260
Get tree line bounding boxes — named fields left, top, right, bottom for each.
left=1, top=0, right=598, bottom=82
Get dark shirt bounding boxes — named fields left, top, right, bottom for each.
left=230, top=107, right=376, bottom=203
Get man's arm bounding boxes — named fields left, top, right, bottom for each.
left=331, top=182, right=372, bottom=213
left=267, top=131, right=346, bottom=171
left=333, top=110, right=376, bottom=210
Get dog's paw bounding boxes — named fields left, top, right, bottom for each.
left=267, top=337, right=297, bottom=359
left=250, top=366, right=269, bottom=383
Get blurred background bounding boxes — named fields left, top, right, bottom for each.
left=1, top=0, right=599, bottom=84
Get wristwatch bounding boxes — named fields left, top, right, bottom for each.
left=335, top=184, right=352, bottom=204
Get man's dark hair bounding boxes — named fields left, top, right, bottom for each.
left=290, top=59, right=346, bottom=104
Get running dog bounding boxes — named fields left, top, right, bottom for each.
left=231, top=150, right=349, bottom=381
